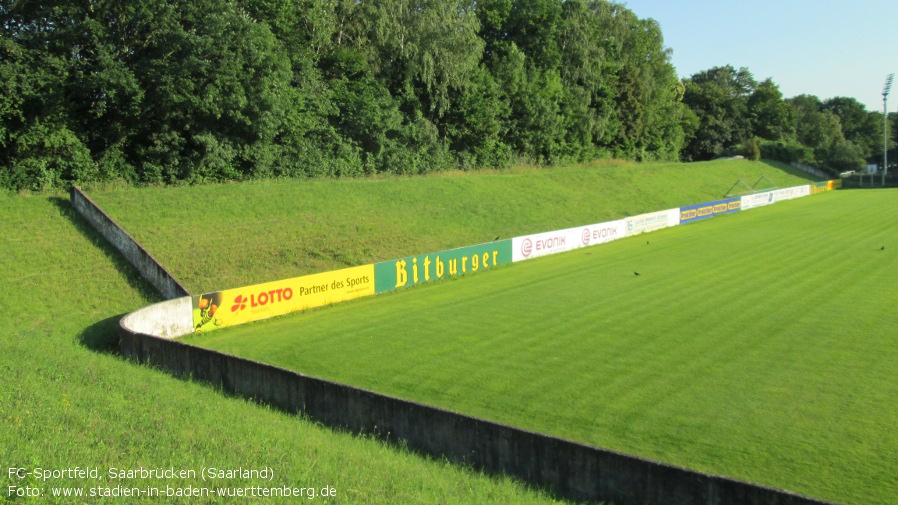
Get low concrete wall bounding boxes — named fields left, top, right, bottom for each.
left=121, top=297, right=193, bottom=339
left=790, top=162, right=829, bottom=180
left=119, top=315, right=836, bottom=505
left=71, top=187, right=190, bottom=300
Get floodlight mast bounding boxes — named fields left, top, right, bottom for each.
left=884, top=74, right=894, bottom=187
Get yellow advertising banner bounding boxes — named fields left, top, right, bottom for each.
left=193, top=264, right=374, bottom=332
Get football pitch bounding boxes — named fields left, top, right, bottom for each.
left=187, top=189, right=898, bottom=504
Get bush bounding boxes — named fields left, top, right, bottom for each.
left=6, top=121, right=95, bottom=191
left=821, top=139, right=866, bottom=172
left=743, top=138, right=761, bottom=161
left=758, top=139, right=814, bottom=164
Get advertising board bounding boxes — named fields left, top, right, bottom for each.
left=374, top=241, right=513, bottom=293
left=512, top=220, right=626, bottom=262
left=193, top=265, right=375, bottom=332
left=740, top=191, right=775, bottom=211
left=773, top=185, right=810, bottom=202
left=625, top=208, right=680, bottom=236
left=679, top=198, right=741, bottom=224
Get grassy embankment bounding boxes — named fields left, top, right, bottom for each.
left=89, top=159, right=815, bottom=293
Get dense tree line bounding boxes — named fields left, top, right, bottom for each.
left=0, top=0, right=689, bottom=190
left=680, top=64, right=897, bottom=174
left=4, top=1, right=895, bottom=192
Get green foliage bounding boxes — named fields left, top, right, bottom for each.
left=6, top=121, right=95, bottom=191
left=822, top=138, right=867, bottom=171
left=679, top=70, right=877, bottom=171
left=1, top=0, right=688, bottom=190
left=821, top=96, right=880, bottom=160
left=742, top=137, right=761, bottom=161
left=680, top=65, right=757, bottom=161
left=440, top=64, right=512, bottom=169
left=758, top=139, right=814, bottom=165
left=788, top=94, right=868, bottom=172
left=748, top=78, right=795, bottom=140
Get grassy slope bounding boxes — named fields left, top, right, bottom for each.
left=88, top=159, right=816, bottom=293
left=0, top=193, right=568, bottom=504
left=188, top=190, right=898, bottom=505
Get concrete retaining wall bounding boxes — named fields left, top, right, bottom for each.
left=119, top=312, right=836, bottom=505
left=121, top=297, right=193, bottom=339
left=70, top=187, right=190, bottom=300
left=790, top=162, right=829, bottom=180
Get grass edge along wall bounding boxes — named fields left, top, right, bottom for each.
left=189, top=180, right=839, bottom=335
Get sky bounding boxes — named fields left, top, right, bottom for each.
left=623, top=0, right=898, bottom=112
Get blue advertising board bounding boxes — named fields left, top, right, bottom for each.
left=679, top=197, right=741, bottom=224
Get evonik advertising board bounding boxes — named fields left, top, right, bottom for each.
left=512, top=219, right=627, bottom=262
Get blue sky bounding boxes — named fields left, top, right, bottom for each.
left=623, top=1, right=898, bottom=112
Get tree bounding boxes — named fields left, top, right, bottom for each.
left=478, top=0, right=562, bottom=70
left=821, top=97, right=879, bottom=160
left=680, top=65, right=756, bottom=161
left=789, top=94, right=865, bottom=172
left=360, top=0, right=484, bottom=118
left=490, top=43, right=566, bottom=163
left=607, top=11, right=685, bottom=160
left=0, top=0, right=96, bottom=189
left=747, top=79, right=795, bottom=141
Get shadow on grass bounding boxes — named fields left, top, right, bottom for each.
left=49, top=195, right=163, bottom=353
left=78, top=313, right=127, bottom=353
left=49, top=196, right=161, bottom=301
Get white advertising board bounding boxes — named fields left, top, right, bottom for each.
left=740, top=191, right=776, bottom=211
left=512, top=219, right=627, bottom=262
left=625, top=208, right=680, bottom=236
left=773, top=185, right=810, bottom=202
left=741, top=185, right=810, bottom=211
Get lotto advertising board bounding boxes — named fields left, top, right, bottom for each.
left=374, top=241, right=513, bottom=294
left=679, top=198, right=741, bottom=224
left=512, top=220, right=627, bottom=262
left=193, top=265, right=375, bottom=332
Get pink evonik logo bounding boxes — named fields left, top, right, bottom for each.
left=521, top=238, right=533, bottom=257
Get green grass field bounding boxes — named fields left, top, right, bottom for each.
left=0, top=159, right=827, bottom=504
left=0, top=193, right=571, bottom=504
left=188, top=189, right=898, bottom=505
left=87, top=159, right=815, bottom=293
